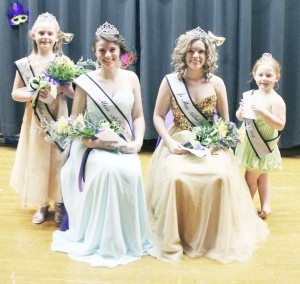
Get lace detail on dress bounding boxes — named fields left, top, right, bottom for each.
left=171, top=95, right=216, bottom=130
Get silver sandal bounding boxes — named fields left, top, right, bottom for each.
left=54, top=203, right=64, bottom=224
left=32, top=206, right=49, bottom=224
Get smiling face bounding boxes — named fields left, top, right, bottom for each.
left=185, top=40, right=206, bottom=71
left=31, top=21, right=60, bottom=52
left=94, top=39, right=121, bottom=69
left=253, top=64, right=280, bottom=92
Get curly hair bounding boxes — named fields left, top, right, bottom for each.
left=171, top=31, right=218, bottom=81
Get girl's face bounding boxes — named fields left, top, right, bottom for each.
left=31, top=21, right=60, bottom=52
left=94, top=39, right=120, bottom=69
left=254, top=64, right=279, bottom=92
left=185, top=40, right=206, bottom=70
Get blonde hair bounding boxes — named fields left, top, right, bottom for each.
left=29, top=13, right=62, bottom=54
left=171, top=31, right=218, bottom=81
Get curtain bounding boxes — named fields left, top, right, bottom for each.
left=0, top=0, right=299, bottom=149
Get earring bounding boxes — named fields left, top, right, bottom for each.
left=274, top=81, right=279, bottom=90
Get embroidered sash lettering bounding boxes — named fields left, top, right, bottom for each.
left=15, top=57, right=66, bottom=151
left=74, top=73, right=134, bottom=142
left=166, top=73, right=207, bottom=126
left=245, top=119, right=281, bottom=159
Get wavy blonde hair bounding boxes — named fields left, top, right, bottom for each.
left=171, top=31, right=218, bottom=81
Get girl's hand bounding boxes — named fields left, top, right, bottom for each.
left=251, top=102, right=266, bottom=115
left=167, top=139, right=188, bottom=155
left=236, top=99, right=244, bottom=121
left=38, top=86, right=51, bottom=100
left=57, top=84, right=74, bottom=98
left=81, top=137, right=119, bottom=151
left=239, top=99, right=244, bottom=111
left=119, top=141, right=142, bottom=154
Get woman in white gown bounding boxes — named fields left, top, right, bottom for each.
left=146, top=27, right=269, bottom=263
left=51, top=22, right=151, bottom=268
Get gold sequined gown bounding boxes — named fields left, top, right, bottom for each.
left=146, top=95, right=269, bottom=263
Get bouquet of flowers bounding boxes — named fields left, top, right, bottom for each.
left=28, top=52, right=96, bottom=106
left=44, top=51, right=92, bottom=85
left=184, top=118, right=240, bottom=150
left=40, top=113, right=121, bottom=145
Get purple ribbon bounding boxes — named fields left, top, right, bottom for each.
left=156, top=110, right=174, bottom=148
left=41, top=71, right=70, bottom=86
left=78, top=148, right=92, bottom=192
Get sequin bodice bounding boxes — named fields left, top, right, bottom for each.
left=170, top=95, right=217, bottom=130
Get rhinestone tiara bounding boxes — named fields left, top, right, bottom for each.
left=262, top=52, right=272, bottom=59
left=96, top=22, right=119, bottom=36
left=36, top=12, right=57, bottom=23
left=186, top=27, right=208, bottom=38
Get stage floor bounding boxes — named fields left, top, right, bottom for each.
left=1, top=146, right=300, bottom=283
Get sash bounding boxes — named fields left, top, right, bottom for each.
left=166, top=73, right=207, bottom=126
left=15, top=57, right=66, bottom=151
left=74, top=73, right=134, bottom=142
left=244, top=90, right=281, bottom=159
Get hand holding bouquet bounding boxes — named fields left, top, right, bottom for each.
left=29, top=52, right=95, bottom=105
left=183, top=118, right=240, bottom=151
left=40, top=113, right=121, bottom=146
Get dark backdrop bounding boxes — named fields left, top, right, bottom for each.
left=1, top=0, right=299, bottom=149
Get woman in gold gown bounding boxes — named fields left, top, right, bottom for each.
left=146, top=27, right=269, bottom=263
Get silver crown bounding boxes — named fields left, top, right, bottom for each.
left=186, top=27, right=208, bottom=38
left=37, top=12, right=57, bottom=23
left=96, top=22, right=119, bottom=36
left=262, top=52, right=272, bottom=59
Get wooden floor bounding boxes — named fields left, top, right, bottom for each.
left=0, top=146, right=300, bottom=284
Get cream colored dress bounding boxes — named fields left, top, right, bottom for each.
left=10, top=60, right=68, bottom=207
left=146, top=95, right=269, bottom=263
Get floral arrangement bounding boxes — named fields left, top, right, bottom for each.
left=183, top=118, right=240, bottom=149
left=120, top=48, right=138, bottom=69
left=40, top=113, right=121, bottom=144
left=45, top=51, right=92, bottom=84
left=28, top=53, right=96, bottom=106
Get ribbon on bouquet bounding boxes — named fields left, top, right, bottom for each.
left=41, top=71, right=70, bottom=86
left=28, top=74, right=57, bottom=107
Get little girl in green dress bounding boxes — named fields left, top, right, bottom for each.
left=235, top=53, right=286, bottom=219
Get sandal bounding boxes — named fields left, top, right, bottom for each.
left=54, top=203, right=64, bottom=224
left=32, top=206, right=49, bottom=224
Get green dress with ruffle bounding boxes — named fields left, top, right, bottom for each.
left=235, top=94, right=282, bottom=172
